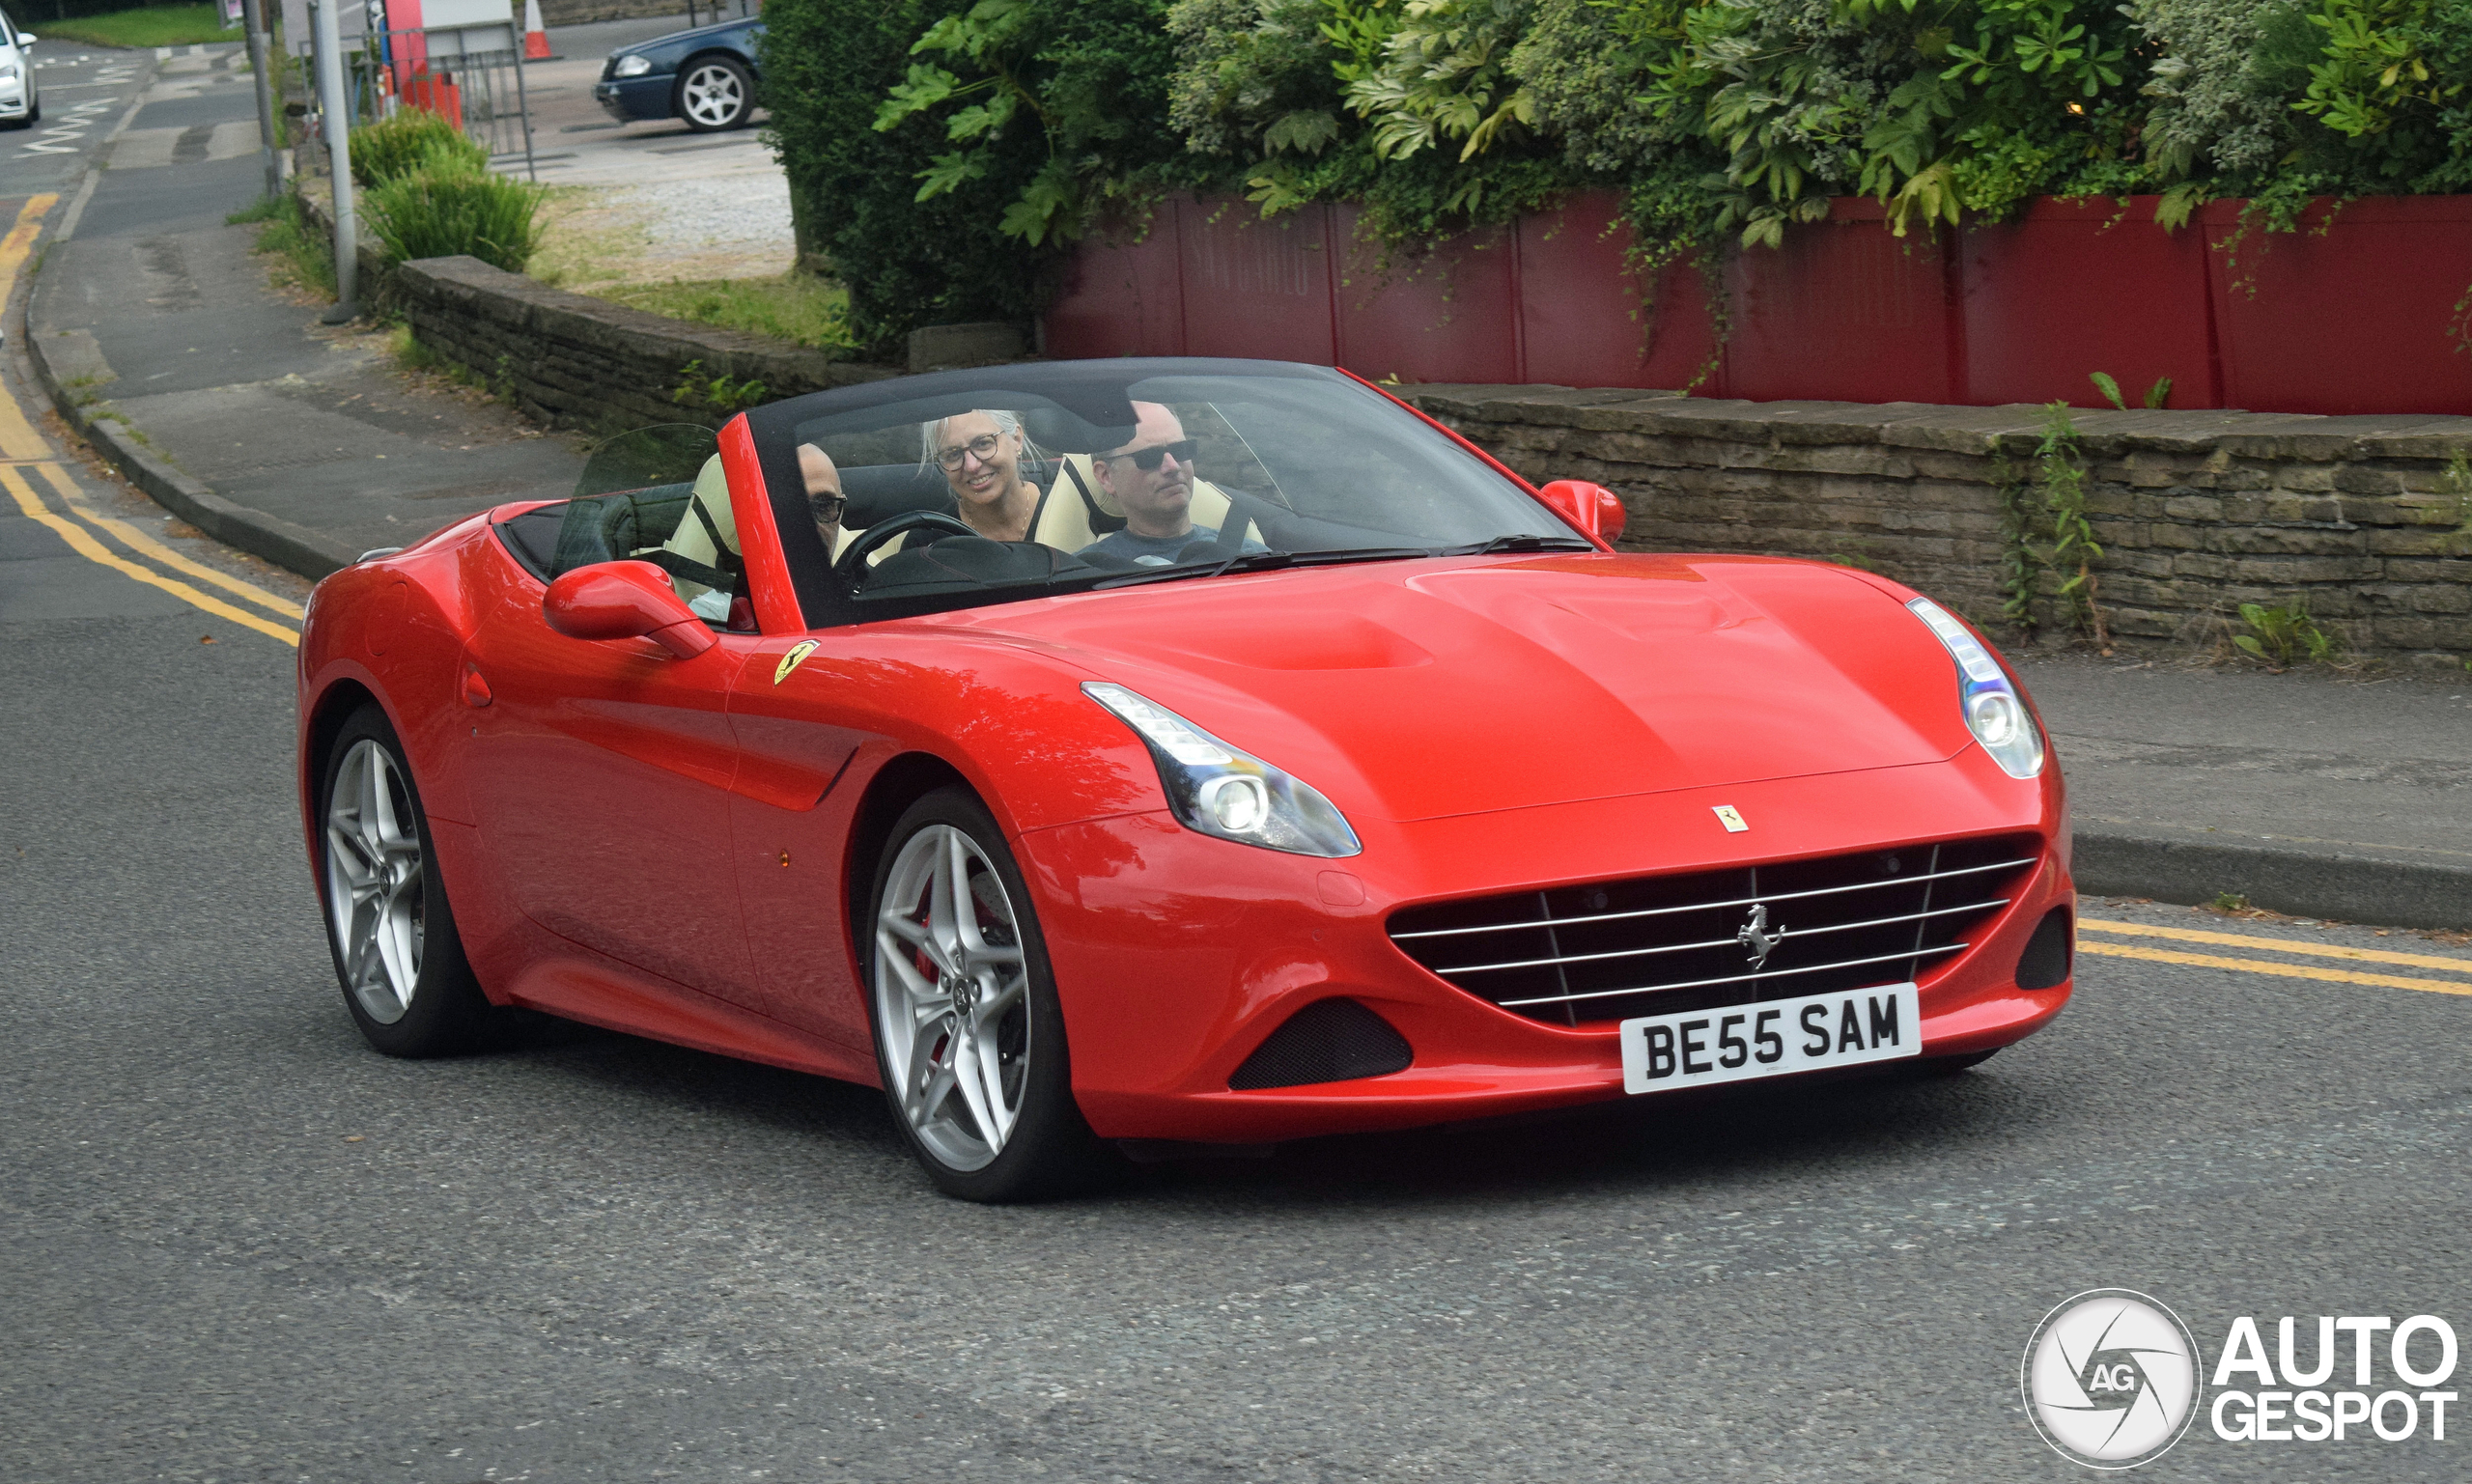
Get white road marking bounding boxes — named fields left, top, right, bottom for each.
left=18, top=97, right=118, bottom=155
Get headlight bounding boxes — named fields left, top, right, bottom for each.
left=612, top=53, right=653, bottom=76
left=1083, top=683, right=1362, bottom=857
left=1906, top=598, right=2044, bottom=779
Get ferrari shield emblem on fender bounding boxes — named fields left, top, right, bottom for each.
left=1712, top=804, right=1748, bottom=832
left=772, top=640, right=819, bottom=686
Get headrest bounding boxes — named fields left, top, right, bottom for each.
left=838, top=463, right=961, bottom=529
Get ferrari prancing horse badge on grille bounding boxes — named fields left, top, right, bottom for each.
left=1712, top=804, right=1749, bottom=832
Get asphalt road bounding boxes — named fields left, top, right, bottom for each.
left=5, top=55, right=2472, bottom=1484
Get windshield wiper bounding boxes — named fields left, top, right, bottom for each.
left=1447, top=533, right=1599, bottom=555
left=1091, top=546, right=1437, bottom=590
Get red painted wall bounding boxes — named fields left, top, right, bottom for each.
left=1041, top=191, right=2472, bottom=414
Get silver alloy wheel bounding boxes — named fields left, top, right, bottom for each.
left=680, top=62, right=745, bottom=127
left=874, top=824, right=1031, bottom=1171
left=324, top=739, right=425, bottom=1025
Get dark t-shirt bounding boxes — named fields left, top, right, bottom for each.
left=1080, top=524, right=1268, bottom=567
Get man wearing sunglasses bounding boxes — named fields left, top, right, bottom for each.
left=801, top=442, right=845, bottom=548
left=1081, top=403, right=1263, bottom=567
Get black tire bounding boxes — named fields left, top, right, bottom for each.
left=674, top=55, right=753, bottom=132
left=862, top=786, right=1118, bottom=1201
left=316, top=702, right=498, bottom=1057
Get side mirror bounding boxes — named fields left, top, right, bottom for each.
left=18, top=32, right=33, bottom=45
left=544, top=560, right=717, bottom=658
left=1536, top=479, right=1627, bottom=546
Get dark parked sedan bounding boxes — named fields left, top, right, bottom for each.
left=593, top=18, right=763, bottom=132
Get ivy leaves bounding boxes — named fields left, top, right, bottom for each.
left=1343, top=0, right=1539, bottom=163
left=1643, top=0, right=2145, bottom=246
left=872, top=0, right=1177, bottom=246
left=2294, top=0, right=2462, bottom=139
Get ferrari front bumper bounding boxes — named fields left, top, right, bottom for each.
left=1021, top=748, right=2072, bottom=1144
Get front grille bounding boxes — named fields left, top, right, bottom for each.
left=1388, top=835, right=2040, bottom=1026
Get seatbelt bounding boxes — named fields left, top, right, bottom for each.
left=1061, top=460, right=1128, bottom=535
left=690, top=496, right=744, bottom=575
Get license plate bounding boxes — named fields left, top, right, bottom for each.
left=1619, top=983, right=1921, bottom=1095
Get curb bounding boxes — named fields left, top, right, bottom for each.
left=24, top=326, right=359, bottom=579
left=2073, top=827, right=2472, bottom=931
left=23, top=65, right=361, bottom=584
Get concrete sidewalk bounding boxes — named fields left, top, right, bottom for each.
left=19, top=61, right=2469, bottom=931
left=2014, top=655, right=2471, bottom=928
left=27, top=45, right=582, bottom=573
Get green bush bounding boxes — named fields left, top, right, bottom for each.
left=762, top=0, right=1058, bottom=354
left=755, top=0, right=2472, bottom=343
left=351, top=108, right=490, bottom=188
left=364, top=164, right=547, bottom=272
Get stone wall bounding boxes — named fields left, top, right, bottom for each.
left=1404, top=386, right=2472, bottom=675
left=538, top=0, right=713, bottom=25
left=392, top=256, right=895, bottom=434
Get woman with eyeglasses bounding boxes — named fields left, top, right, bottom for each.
left=919, top=409, right=1044, bottom=544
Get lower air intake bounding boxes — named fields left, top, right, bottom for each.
left=1228, top=998, right=1413, bottom=1091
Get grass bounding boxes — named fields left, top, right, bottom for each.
left=37, top=3, right=237, bottom=49
left=234, top=192, right=334, bottom=299
left=364, top=165, right=547, bottom=272
left=594, top=274, right=857, bottom=352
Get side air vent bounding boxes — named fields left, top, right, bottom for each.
left=1228, top=998, right=1413, bottom=1091
left=2015, top=907, right=2073, bottom=990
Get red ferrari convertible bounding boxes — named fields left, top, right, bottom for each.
left=298, top=359, right=2074, bottom=1199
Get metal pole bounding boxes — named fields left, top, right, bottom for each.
left=310, top=0, right=358, bottom=322
left=509, top=39, right=535, bottom=182
left=241, top=0, right=282, bottom=201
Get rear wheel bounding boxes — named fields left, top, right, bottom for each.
left=318, top=703, right=496, bottom=1056
left=675, top=56, right=753, bottom=131
left=864, top=787, right=1115, bottom=1201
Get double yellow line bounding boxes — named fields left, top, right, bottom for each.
left=2082, top=918, right=2472, bottom=997
left=0, top=194, right=303, bottom=647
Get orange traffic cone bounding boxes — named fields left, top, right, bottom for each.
left=521, top=0, right=553, bottom=59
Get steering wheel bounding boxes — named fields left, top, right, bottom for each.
left=832, top=509, right=980, bottom=583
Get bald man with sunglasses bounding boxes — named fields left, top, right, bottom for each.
left=1081, top=403, right=1265, bottom=567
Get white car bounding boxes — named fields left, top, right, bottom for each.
left=0, top=21, right=40, bottom=129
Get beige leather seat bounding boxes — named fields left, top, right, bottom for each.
left=825, top=458, right=1257, bottom=571
left=649, top=454, right=739, bottom=620
left=1041, top=455, right=1250, bottom=554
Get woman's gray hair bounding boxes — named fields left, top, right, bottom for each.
left=918, top=408, right=1046, bottom=480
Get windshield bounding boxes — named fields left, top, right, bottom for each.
left=743, top=359, right=1587, bottom=626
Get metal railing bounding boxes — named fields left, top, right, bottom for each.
left=346, top=27, right=537, bottom=178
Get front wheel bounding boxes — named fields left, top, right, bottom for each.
left=865, top=787, right=1115, bottom=1201
left=675, top=56, right=753, bottom=131
left=318, top=703, right=497, bottom=1056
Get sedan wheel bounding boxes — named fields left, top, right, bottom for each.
left=319, top=704, right=495, bottom=1056
left=676, top=56, right=752, bottom=131
left=867, top=788, right=1114, bottom=1200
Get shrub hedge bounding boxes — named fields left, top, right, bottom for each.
left=759, top=0, right=2472, bottom=344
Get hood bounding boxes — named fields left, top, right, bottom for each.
left=612, top=19, right=757, bottom=56
left=964, top=553, right=1977, bottom=823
